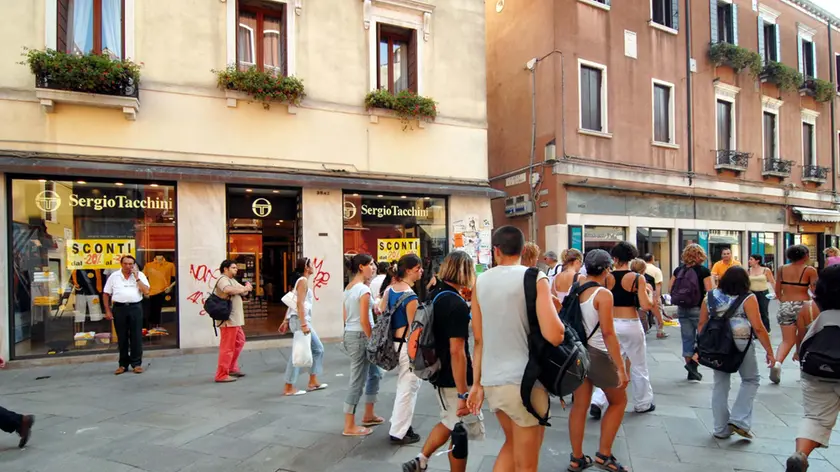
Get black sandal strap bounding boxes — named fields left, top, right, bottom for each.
left=568, top=454, right=593, bottom=471
left=594, top=453, right=627, bottom=472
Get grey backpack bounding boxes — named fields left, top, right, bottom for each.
left=407, top=291, right=461, bottom=381
left=366, top=291, right=414, bottom=371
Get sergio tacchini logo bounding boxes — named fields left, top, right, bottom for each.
left=35, top=190, right=61, bottom=212
left=343, top=200, right=357, bottom=220
left=251, top=198, right=272, bottom=218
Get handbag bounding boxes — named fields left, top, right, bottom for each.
left=292, top=330, right=313, bottom=368
left=204, top=278, right=232, bottom=335
left=281, top=290, right=297, bottom=309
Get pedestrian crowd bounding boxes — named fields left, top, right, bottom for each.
left=2, top=230, right=840, bottom=472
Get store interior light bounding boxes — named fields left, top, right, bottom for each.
left=352, top=193, right=359, bottom=197
left=275, top=222, right=280, bottom=226
left=424, top=197, right=431, bottom=200
left=115, top=182, right=124, bottom=186
left=272, top=190, right=280, bottom=193
left=377, top=194, right=384, bottom=198
left=246, top=189, right=253, bottom=192
left=38, top=179, right=46, bottom=183
left=150, top=183, right=159, bottom=187
left=400, top=196, right=407, bottom=199
left=76, top=180, right=86, bottom=184
left=279, top=220, right=284, bottom=223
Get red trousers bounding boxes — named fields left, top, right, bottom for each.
left=215, top=326, right=246, bottom=381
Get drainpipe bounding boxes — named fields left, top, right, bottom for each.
left=829, top=21, right=837, bottom=197
left=685, top=0, right=694, bottom=186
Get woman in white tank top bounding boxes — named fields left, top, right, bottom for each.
left=281, top=258, right=327, bottom=396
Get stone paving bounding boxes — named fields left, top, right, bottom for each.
left=0, top=325, right=834, bottom=472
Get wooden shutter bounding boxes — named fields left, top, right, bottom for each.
left=281, top=6, right=288, bottom=76
left=717, top=101, right=731, bottom=151
left=581, top=67, right=592, bottom=129
left=592, top=69, right=602, bottom=131
left=763, top=112, right=775, bottom=159
left=710, top=0, right=718, bottom=44
left=731, top=4, right=738, bottom=46
left=57, top=0, right=69, bottom=53
left=375, top=23, right=382, bottom=89
left=812, top=41, right=817, bottom=79
left=757, top=17, right=765, bottom=65
left=654, top=85, right=669, bottom=142
left=235, top=0, right=240, bottom=67
left=408, top=29, right=418, bottom=93
left=670, top=0, right=679, bottom=30
left=776, top=24, right=782, bottom=63
left=798, top=31, right=804, bottom=74
left=803, top=123, right=813, bottom=165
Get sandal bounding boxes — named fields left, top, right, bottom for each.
left=361, top=416, right=385, bottom=426
left=568, top=453, right=594, bottom=472
left=594, top=452, right=628, bottom=472
left=342, top=426, right=373, bottom=437
left=786, top=452, right=808, bottom=472
left=307, top=383, right=328, bottom=392
left=728, top=423, right=754, bottom=439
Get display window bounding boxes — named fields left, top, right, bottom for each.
left=749, top=232, right=778, bottom=272
left=583, top=226, right=625, bottom=254
left=343, top=193, right=446, bottom=301
left=637, top=228, right=672, bottom=287
left=679, top=230, right=709, bottom=267
left=226, top=186, right=300, bottom=338
left=790, top=233, right=821, bottom=267
left=709, top=230, right=742, bottom=266
left=8, top=177, right=178, bottom=358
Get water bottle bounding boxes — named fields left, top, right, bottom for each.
left=451, top=422, right=468, bottom=460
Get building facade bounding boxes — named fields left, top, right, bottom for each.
left=487, top=0, right=840, bottom=281
left=0, top=0, right=495, bottom=360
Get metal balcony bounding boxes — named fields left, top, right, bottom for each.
left=715, top=150, right=750, bottom=173
left=762, top=158, right=793, bottom=178
left=802, top=164, right=829, bottom=184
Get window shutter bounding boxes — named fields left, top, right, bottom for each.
left=710, top=0, right=719, bottom=44
left=375, top=23, right=382, bottom=89
left=798, top=34, right=804, bottom=74
left=408, top=29, right=418, bottom=93
left=604, top=0, right=610, bottom=5
left=234, top=0, right=240, bottom=67
left=671, top=0, right=679, bottom=30
left=812, top=41, right=817, bottom=79
left=281, top=7, right=288, bottom=76
left=731, top=4, right=738, bottom=46
left=757, top=17, right=765, bottom=65
left=57, top=0, right=69, bottom=53
left=593, top=69, right=602, bottom=131
left=775, top=24, right=782, bottom=63
left=581, top=68, right=591, bottom=129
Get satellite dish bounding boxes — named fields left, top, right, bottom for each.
left=496, top=0, right=505, bottom=13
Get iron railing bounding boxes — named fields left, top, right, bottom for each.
left=715, top=150, right=750, bottom=171
left=34, top=71, right=139, bottom=99
left=802, top=164, right=829, bottom=181
left=762, top=158, right=793, bottom=176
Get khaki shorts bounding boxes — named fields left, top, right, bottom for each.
left=436, top=387, right=486, bottom=438
left=484, top=383, right=548, bottom=428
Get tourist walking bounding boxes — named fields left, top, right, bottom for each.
left=568, top=249, right=629, bottom=472
left=553, top=248, right=584, bottom=307
left=467, top=226, right=564, bottom=472
left=786, top=265, right=840, bottom=472
left=771, top=245, right=818, bottom=384
left=281, top=257, right=326, bottom=396
left=213, top=260, right=252, bottom=383
left=0, top=356, right=34, bottom=448
left=380, top=254, right=423, bottom=445
left=590, top=244, right=654, bottom=418
left=643, top=253, right=668, bottom=338
left=700, top=266, right=774, bottom=440
left=342, top=254, right=384, bottom=436
left=748, top=254, right=776, bottom=332
left=402, top=251, right=481, bottom=472
left=670, top=244, right=714, bottom=382
left=103, top=255, right=150, bottom=375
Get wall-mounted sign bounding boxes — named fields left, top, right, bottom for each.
left=66, top=239, right=136, bottom=270
left=505, top=173, right=527, bottom=187
left=377, top=238, right=421, bottom=263
left=251, top=198, right=272, bottom=218
left=36, top=191, right=172, bottom=212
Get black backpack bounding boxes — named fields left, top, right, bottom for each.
left=204, top=278, right=232, bottom=335
left=800, top=325, right=840, bottom=379
left=520, top=268, right=592, bottom=426
left=697, top=293, right=750, bottom=373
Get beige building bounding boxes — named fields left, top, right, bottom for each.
left=0, top=0, right=495, bottom=361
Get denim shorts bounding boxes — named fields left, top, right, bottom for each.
left=678, top=306, right=701, bottom=358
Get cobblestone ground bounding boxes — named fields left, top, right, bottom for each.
left=0, top=324, right=832, bottom=472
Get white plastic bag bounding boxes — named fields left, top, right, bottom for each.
left=292, top=331, right=313, bottom=368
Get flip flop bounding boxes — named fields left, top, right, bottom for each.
left=284, top=390, right=307, bottom=396
left=342, top=427, right=373, bottom=437
left=307, top=383, right=328, bottom=392
left=361, top=416, right=385, bottom=426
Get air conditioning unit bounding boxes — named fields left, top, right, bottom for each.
left=505, top=194, right=534, bottom=217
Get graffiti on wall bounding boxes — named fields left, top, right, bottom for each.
left=185, top=263, right=220, bottom=316
left=312, top=257, right=330, bottom=301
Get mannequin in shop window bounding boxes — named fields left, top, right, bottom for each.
left=72, top=269, right=105, bottom=325
left=143, top=255, right=176, bottom=332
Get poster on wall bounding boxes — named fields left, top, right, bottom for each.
left=377, top=238, right=421, bottom=263
left=66, top=239, right=136, bottom=270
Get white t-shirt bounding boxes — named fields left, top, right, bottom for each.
left=103, top=271, right=149, bottom=304
left=344, top=283, right=374, bottom=333
left=369, top=274, right=386, bottom=302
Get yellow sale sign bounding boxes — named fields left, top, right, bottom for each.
left=377, top=238, right=421, bottom=263
left=66, top=239, right=136, bottom=270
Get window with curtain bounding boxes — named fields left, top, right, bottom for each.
left=717, top=99, right=733, bottom=151
left=763, top=112, right=777, bottom=160
left=803, top=122, right=815, bottom=165
left=580, top=66, right=603, bottom=132
left=237, top=1, right=286, bottom=75
left=653, top=83, right=671, bottom=143
left=377, top=24, right=417, bottom=94
left=58, top=0, right=124, bottom=60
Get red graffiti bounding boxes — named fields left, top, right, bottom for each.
left=186, top=290, right=209, bottom=316
left=189, top=264, right=219, bottom=285
left=312, top=257, right=330, bottom=301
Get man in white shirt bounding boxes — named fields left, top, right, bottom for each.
left=103, top=255, right=150, bottom=375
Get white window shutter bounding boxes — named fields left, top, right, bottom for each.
left=757, top=17, right=765, bottom=65
left=671, top=0, right=679, bottom=30
left=776, top=24, right=782, bottom=63
left=798, top=34, right=804, bottom=74
left=604, top=0, right=610, bottom=5
left=731, top=4, right=738, bottom=46
left=812, top=41, right=817, bottom=78
left=710, top=0, right=719, bottom=44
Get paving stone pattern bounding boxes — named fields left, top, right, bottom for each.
left=0, top=326, right=834, bottom=471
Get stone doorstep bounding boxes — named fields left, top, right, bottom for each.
left=5, top=335, right=343, bottom=369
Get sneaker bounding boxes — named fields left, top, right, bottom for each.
left=786, top=452, right=808, bottom=472
left=18, top=415, right=34, bottom=448
left=402, top=458, right=427, bottom=472
left=589, top=404, right=602, bottom=420
left=391, top=427, right=421, bottom=445
left=636, top=404, right=656, bottom=414
left=685, top=361, right=702, bottom=383
left=770, top=362, right=782, bottom=385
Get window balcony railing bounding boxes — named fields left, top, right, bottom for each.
left=762, top=158, right=793, bottom=178
left=715, top=150, right=750, bottom=173
left=802, top=164, right=830, bottom=184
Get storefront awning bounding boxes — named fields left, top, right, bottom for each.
left=793, top=206, right=840, bottom=223
left=0, top=154, right=505, bottom=199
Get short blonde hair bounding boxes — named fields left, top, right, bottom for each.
left=682, top=243, right=707, bottom=266
left=437, top=251, right=476, bottom=288
left=522, top=242, right=541, bottom=267
left=560, top=248, right=583, bottom=269
left=825, top=247, right=840, bottom=257
left=630, top=258, right=647, bottom=274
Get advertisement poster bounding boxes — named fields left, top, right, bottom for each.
left=66, top=239, right=136, bottom=270
left=377, top=238, right=421, bottom=263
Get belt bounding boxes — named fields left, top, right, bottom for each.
left=112, top=301, right=141, bottom=307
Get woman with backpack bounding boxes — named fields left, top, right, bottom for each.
left=378, top=254, right=423, bottom=445
left=771, top=245, right=819, bottom=385
left=670, top=244, right=714, bottom=382
left=698, top=266, right=774, bottom=440
left=590, top=243, right=655, bottom=420
left=342, top=254, right=384, bottom=437
left=785, top=265, right=840, bottom=472
left=568, top=249, right=629, bottom=472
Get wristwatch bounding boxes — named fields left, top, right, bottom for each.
left=457, top=392, right=469, bottom=400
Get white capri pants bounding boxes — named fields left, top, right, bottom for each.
left=592, top=318, right=654, bottom=412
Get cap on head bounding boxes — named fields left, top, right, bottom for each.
left=584, top=249, right=612, bottom=275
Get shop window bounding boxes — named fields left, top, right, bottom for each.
left=9, top=178, right=177, bottom=358
left=343, top=193, right=446, bottom=302
left=679, top=229, right=709, bottom=267
left=791, top=233, right=820, bottom=267
left=583, top=226, right=625, bottom=254
left=226, top=186, right=300, bottom=338
left=749, top=231, right=778, bottom=272
left=377, top=24, right=418, bottom=94
left=637, top=228, right=672, bottom=289
left=237, top=0, right=287, bottom=74
left=58, top=0, right=125, bottom=60
left=709, top=229, right=742, bottom=266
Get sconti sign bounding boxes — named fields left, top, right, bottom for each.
left=35, top=190, right=173, bottom=212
